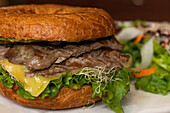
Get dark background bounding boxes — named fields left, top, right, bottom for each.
left=4, top=0, right=170, bottom=21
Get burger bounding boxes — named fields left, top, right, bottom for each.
left=0, top=4, right=132, bottom=113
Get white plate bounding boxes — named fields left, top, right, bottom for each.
left=1, top=83, right=170, bottom=113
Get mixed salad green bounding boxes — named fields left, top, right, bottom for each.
left=117, top=20, right=170, bottom=95
left=135, top=41, right=170, bottom=95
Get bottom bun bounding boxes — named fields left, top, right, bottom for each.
left=0, top=83, right=101, bottom=109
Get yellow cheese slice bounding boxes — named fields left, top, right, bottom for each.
left=0, top=60, right=62, bottom=97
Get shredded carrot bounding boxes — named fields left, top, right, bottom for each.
left=131, top=67, right=156, bottom=78
left=162, top=40, right=169, bottom=47
left=133, top=34, right=144, bottom=44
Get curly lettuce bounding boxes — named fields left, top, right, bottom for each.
left=0, top=66, right=14, bottom=88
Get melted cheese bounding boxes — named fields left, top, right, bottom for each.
left=0, top=60, right=62, bottom=97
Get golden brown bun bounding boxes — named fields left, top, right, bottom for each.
left=0, top=4, right=115, bottom=42
left=0, top=83, right=101, bottom=109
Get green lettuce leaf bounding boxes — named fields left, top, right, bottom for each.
left=135, top=73, right=168, bottom=95
left=152, top=41, right=170, bottom=71
left=39, top=71, right=90, bottom=99
left=132, top=20, right=147, bottom=27
left=91, top=68, right=132, bottom=113
left=103, top=68, right=131, bottom=113
left=119, top=20, right=146, bottom=30
left=135, top=65, right=169, bottom=95
left=121, top=41, right=142, bottom=67
left=0, top=65, right=14, bottom=88
left=17, top=88, right=36, bottom=99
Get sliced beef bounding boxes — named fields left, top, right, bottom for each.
left=5, top=44, right=55, bottom=64
left=84, top=49, right=130, bottom=67
left=5, top=37, right=124, bottom=71
left=26, top=49, right=129, bottom=77
left=26, top=48, right=73, bottom=71
left=5, top=45, right=35, bottom=64
left=0, top=46, right=9, bottom=60
left=0, top=41, right=12, bottom=45
left=100, top=50, right=130, bottom=67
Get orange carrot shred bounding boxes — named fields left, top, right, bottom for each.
left=162, top=40, right=168, bottom=47
left=131, top=67, right=156, bottom=78
left=133, top=34, right=144, bottom=44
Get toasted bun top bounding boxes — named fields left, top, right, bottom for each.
left=0, top=4, right=115, bottom=42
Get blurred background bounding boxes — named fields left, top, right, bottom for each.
left=0, top=0, right=170, bottom=21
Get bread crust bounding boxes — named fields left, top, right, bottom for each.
left=0, top=83, right=101, bottom=109
left=0, top=4, right=115, bottom=42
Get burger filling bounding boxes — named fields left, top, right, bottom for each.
left=0, top=36, right=132, bottom=113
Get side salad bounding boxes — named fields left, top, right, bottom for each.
left=116, top=20, right=170, bottom=95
